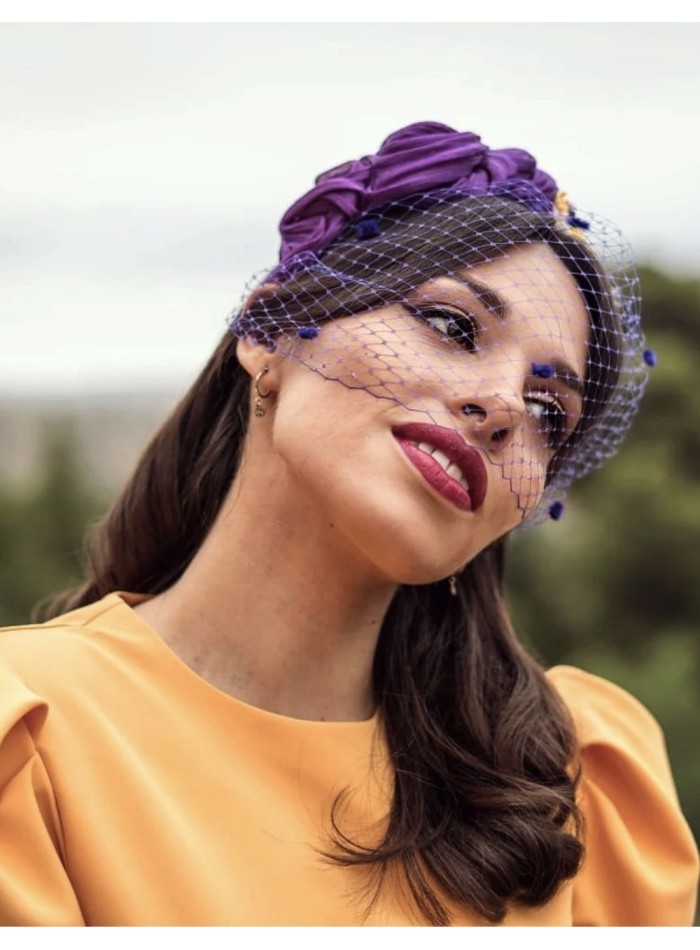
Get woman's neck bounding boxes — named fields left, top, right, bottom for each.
left=134, top=448, right=397, bottom=722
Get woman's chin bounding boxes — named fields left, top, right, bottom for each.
left=359, top=537, right=478, bottom=589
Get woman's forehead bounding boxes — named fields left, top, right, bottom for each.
left=455, top=242, right=586, bottom=315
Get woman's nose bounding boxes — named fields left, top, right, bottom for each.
left=459, top=394, right=524, bottom=451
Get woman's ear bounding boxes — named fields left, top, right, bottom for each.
left=235, top=282, right=283, bottom=387
left=236, top=335, right=282, bottom=385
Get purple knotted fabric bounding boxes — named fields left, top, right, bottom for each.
left=276, top=122, right=559, bottom=265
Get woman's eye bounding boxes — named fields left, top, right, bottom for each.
left=418, top=307, right=478, bottom=353
left=525, top=396, right=568, bottom=449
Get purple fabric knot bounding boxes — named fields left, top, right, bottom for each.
left=276, top=122, right=559, bottom=265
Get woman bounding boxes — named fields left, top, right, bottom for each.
left=0, top=122, right=697, bottom=926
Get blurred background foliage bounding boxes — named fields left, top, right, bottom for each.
left=507, top=264, right=700, bottom=858
left=0, top=264, right=698, bottom=903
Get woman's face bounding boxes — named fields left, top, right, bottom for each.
left=250, top=241, right=589, bottom=584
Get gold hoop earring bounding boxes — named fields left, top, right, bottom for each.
left=253, top=365, right=272, bottom=418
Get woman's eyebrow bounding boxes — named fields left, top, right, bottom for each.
left=545, top=359, right=585, bottom=398
left=450, top=275, right=510, bottom=321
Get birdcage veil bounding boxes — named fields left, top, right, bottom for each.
left=229, top=123, right=650, bottom=525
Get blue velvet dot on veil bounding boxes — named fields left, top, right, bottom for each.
left=297, top=326, right=319, bottom=340
left=549, top=501, right=565, bottom=520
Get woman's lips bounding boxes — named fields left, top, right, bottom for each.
left=392, top=423, right=488, bottom=513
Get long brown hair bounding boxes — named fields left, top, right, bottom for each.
left=44, top=197, right=624, bottom=924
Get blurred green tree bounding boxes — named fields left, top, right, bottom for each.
left=507, top=264, right=700, bottom=853
left=0, top=421, right=107, bottom=627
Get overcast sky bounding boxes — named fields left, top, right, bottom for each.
left=2, top=22, right=698, bottom=397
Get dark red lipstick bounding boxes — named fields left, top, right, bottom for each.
left=392, top=423, right=488, bottom=513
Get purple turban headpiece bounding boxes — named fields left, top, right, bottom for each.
left=275, top=122, right=559, bottom=267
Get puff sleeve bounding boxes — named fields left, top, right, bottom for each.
left=548, top=665, right=699, bottom=926
left=0, top=660, right=84, bottom=925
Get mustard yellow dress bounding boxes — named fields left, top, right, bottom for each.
left=0, top=592, right=697, bottom=926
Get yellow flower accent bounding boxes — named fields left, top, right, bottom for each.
left=555, top=191, right=572, bottom=216
left=554, top=190, right=586, bottom=241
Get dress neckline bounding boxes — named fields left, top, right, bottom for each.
left=100, top=590, right=382, bottom=733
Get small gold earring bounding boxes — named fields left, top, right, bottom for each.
left=448, top=575, right=458, bottom=597
left=253, top=365, right=272, bottom=418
